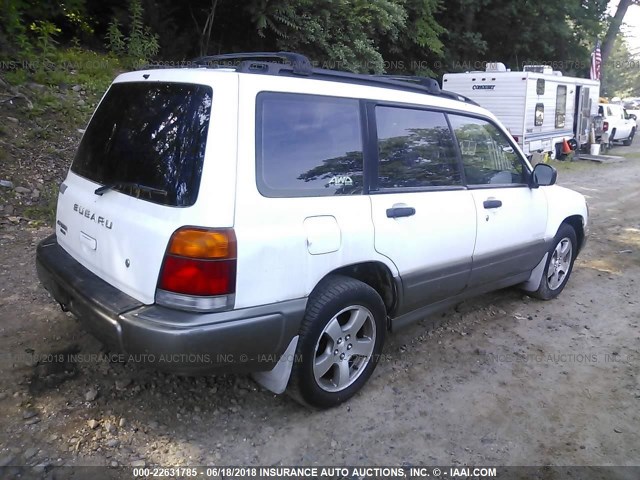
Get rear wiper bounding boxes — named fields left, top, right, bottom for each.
left=95, top=181, right=168, bottom=197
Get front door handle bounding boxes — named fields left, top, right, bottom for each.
left=483, top=199, right=502, bottom=209
left=386, top=206, right=416, bottom=218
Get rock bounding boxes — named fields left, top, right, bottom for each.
left=34, top=461, right=51, bottom=473
left=85, top=388, right=98, bottom=402
left=614, top=428, right=623, bottom=433
left=104, top=421, right=116, bottom=434
left=111, top=461, right=119, bottom=467
left=0, top=180, right=14, bottom=188
left=0, top=454, right=15, bottom=467
left=330, top=440, right=337, bottom=449
left=115, top=378, right=132, bottom=391
left=4, top=205, right=14, bottom=215
left=106, top=439, right=120, bottom=448
left=25, top=417, right=41, bottom=425
left=24, top=447, right=38, bottom=460
left=131, top=460, right=146, bottom=467
left=118, top=417, right=126, bottom=428
left=72, top=85, right=82, bottom=92
left=14, top=186, right=30, bottom=194
left=148, top=420, right=159, bottom=429
left=22, top=409, right=38, bottom=419
left=87, top=419, right=99, bottom=429
left=5, top=116, right=19, bottom=123
left=31, top=189, right=40, bottom=200
left=26, top=82, right=46, bottom=91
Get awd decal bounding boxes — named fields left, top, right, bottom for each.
left=328, top=175, right=354, bottom=187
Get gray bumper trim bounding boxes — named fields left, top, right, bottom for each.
left=36, top=234, right=307, bottom=374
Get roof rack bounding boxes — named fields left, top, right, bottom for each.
left=191, top=52, right=313, bottom=76
left=148, top=51, right=477, bottom=105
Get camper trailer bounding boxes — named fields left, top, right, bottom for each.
left=443, top=63, right=600, bottom=158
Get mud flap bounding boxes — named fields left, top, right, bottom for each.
left=251, top=336, right=299, bottom=394
left=520, top=253, right=548, bottom=292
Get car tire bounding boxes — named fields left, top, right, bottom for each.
left=609, top=128, right=616, bottom=148
left=531, top=224, right=577, bottom=300
left=623, top=128, right=635, bottom=146
left=288, top=275, right=386, bottom=409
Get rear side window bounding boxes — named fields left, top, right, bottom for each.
left=375, top=106, right=461, bottom=189
left=257, top=93, right=363, bottom=197
left=72, top=82, right=212, bottom=207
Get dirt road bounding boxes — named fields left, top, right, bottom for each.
left=0, top=147, right=639, bottom=470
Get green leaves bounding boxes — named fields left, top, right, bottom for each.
left=245, top=0, right=441, bottom=74
left=105, top=0, right=159, bottom=65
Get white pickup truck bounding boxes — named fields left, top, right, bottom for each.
left=598, top=103, right=636, bottom=146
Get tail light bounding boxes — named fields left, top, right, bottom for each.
left=156, top=227, right=236, bottom=312
left=603, top=121, right=609, bottom=132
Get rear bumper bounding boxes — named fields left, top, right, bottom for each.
left=36, top=234, right=306, bottom=374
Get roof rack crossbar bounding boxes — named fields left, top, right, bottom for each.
left=373, top=74, right=441, bottom=94
left=191, top=51, right=313, bottom=76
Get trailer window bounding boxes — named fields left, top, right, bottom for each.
left=536, top=79, right=545, bottom=95
left=556, top=86, right=567, bottom=128
left=535, top=103, right=544, bottom=126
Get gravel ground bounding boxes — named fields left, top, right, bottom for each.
left=0, top=144, right=639, bottom=473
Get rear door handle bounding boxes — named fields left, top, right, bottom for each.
left=483, top=199, right=502, bottom=209
left=386, top=207, right=416, bottom=218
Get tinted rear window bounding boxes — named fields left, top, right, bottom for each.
left=72, top=82, right=212, bottom=206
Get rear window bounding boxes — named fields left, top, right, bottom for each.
left=72, top=82, right=212, bottom=207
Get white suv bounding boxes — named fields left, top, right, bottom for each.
left=36, top=52, right=589, bottom=408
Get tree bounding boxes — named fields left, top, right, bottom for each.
left=601, top=0, right=640, bottom=70
left=435, top=0, right=608, bottom=76
left=601, top=36, right=639, bottom=97
left=246, top=0, right=409, bottom=73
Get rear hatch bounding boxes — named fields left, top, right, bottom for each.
left=56, top=79, right=215, bottom=304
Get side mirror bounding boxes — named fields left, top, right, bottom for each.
left=532, top=163, right=557, bottom=187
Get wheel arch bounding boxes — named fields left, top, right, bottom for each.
left=312, top=261, right=398, bottom=321
left=562, top=214, right=586, bottom=253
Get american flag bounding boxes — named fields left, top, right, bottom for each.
left=590, top=40, right=601, bottom=81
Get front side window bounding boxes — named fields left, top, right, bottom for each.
left=556, top=86, right=567, bottom=128
left=449, top=115, right=525, bottom=186
left=375, top=106, right=461, bottom=189
left=72, top=82, right=212, bottom=207
left=257, top=93, right=363, bottom=197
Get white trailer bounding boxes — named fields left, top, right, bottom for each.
left=443, top=63, right=600, bottom=158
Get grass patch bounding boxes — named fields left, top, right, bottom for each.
left=547, top=158, right=595, bottom=172
left=23, top=185, right=58, bottom=226
left=611, top=150, right=640, bottom=159
left=4, top=47, right=122, bottom=124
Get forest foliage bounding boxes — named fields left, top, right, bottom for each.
left=0, top=0, right=639, bottom=96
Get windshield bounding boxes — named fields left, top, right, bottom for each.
left=72, top=82, right=212, bottom=207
